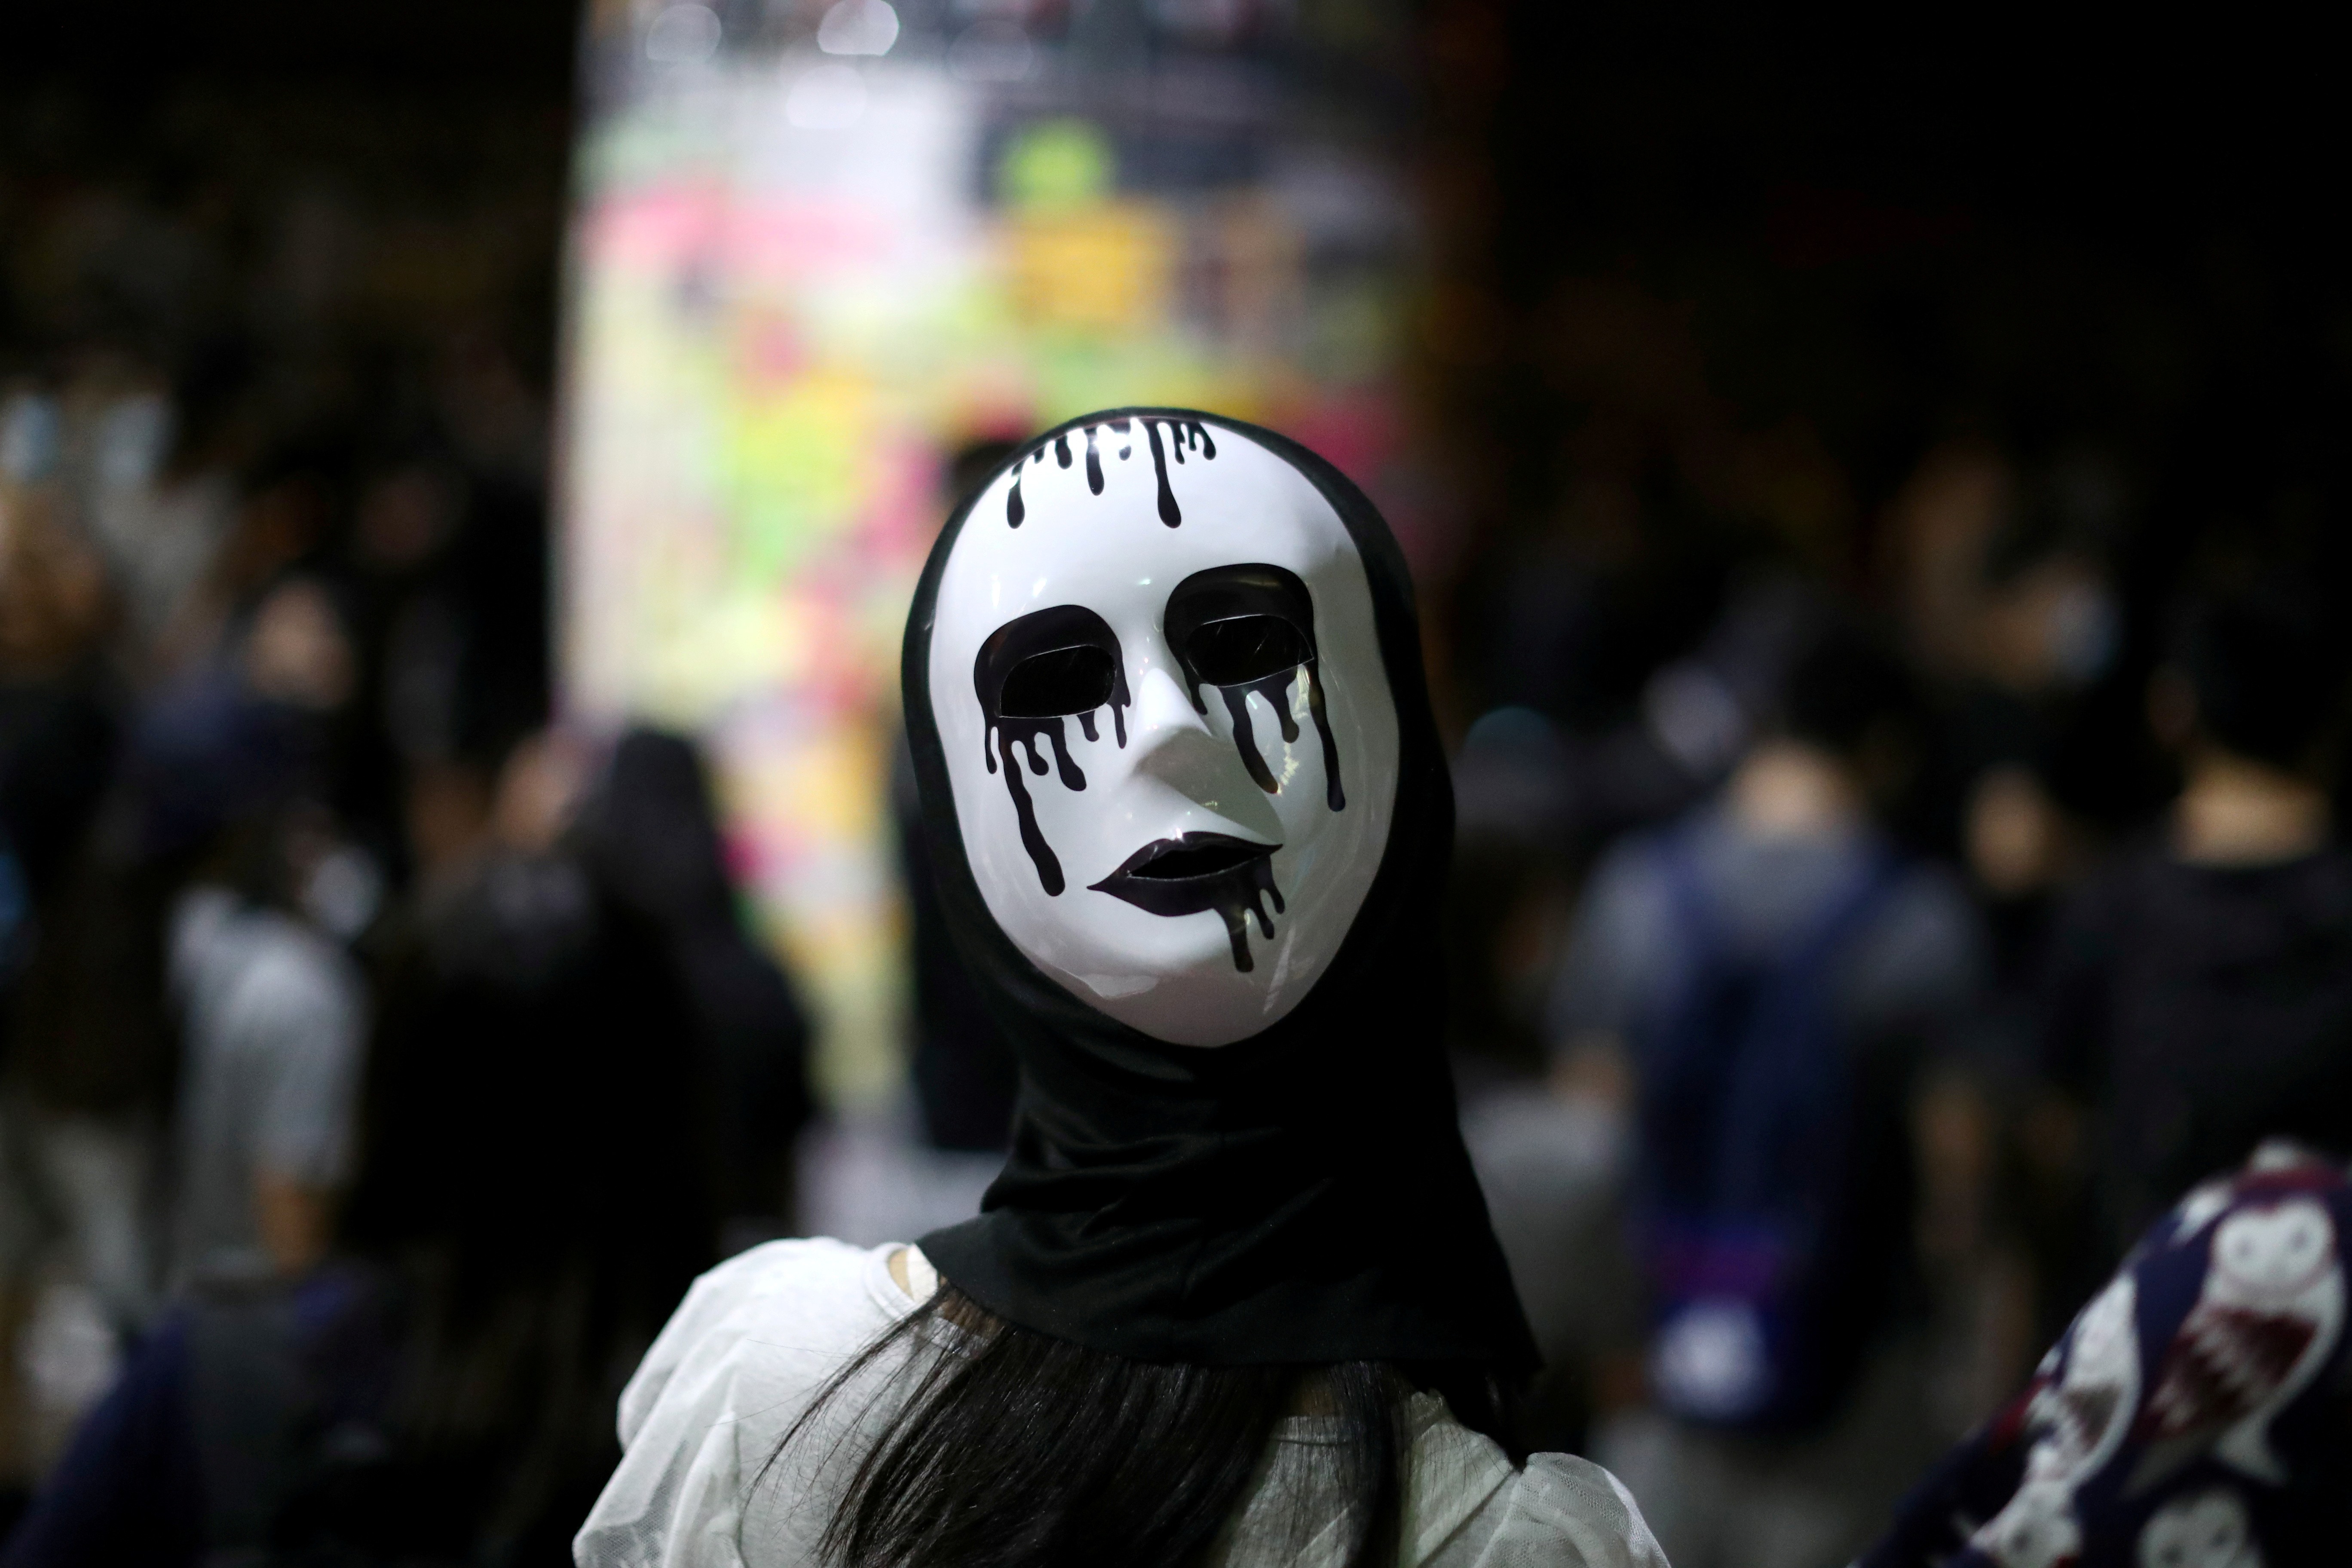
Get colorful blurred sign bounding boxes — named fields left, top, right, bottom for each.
left=558, top=0, right=1412, bottom=1104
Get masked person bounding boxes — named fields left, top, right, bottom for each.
left=576, top=412, right=1667, bottom=1568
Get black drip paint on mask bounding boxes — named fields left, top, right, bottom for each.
left=1142, top=417, right=1214, bottom=524
left=1002, top=415, right=1215, bottom=529
left=1144, top=420, right=1176, bottom=523
left=984, top=714, right=1078, bottom=896
left=974, top=604, right=1132, bottom=897
left=1210, top=670, right=1344, bottom=811
left=1214, top=857, right=1284, bottom=970
left=1006, top=446, right=1048, bottom=527
left=1166, top=564, right=1347, bottom=813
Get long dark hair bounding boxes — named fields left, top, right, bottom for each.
left=775, top=1283, right=1515, bottom=1568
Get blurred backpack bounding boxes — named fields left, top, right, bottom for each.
left=1630, top=825, right=1901, bottom=1429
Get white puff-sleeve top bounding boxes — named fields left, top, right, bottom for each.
left=576, top=1239, right=1669, bottom=1568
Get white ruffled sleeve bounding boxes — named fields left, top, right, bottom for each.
left=1429, top=1452, right=1671, bottom=1568
left=1396, top=1393, right=1667, bottom=1568
left=576, top=1238, right=911, bottom=1568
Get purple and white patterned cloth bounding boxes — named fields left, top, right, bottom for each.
left=1862, top=1142, right=2352, bottom=1568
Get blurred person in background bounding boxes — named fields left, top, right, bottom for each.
left=52, top=357, right=241, bottom=690
left=147, top=438, right=346, bottom=687
left=0, top=734, right=716, bottom=1565
left=1550, top=618, right=1984, bottom=1568
left=574, top=727, right=813, bottom=1245
left=1447, top=549, right=1831, bottom=1462
left=150, top=572, right=371, bottom=1292
left=1884, top=441, right=2134, bottom=918
left=165, top=791, right=365, bottom=1286
left=0, top=492, right=121, bottom=1048
left=0, top=492, right=127, bottom=1504
left=1454, top=462, right=1814, bottom=855
left=1879, top=441, right=2146, bottom=1408
left=2037, top=582, right=2352, bottom=1306
left=1862, top=1139, right=2352, bottom=1568
left=1915, top=453, right=2130, bottom=926
left=350, top=439, right=551, bottom=888
left=0, top=493, right=119, bottom=927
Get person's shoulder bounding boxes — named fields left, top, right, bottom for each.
left=590, top=1239, right=916, bottom=1564
left=696, top=1234, right=888, bottom=1304
left=228, top=908, right=364, bottom=1011
left=170, top=885, right=256, bottom=998
left=663, top=1235, right=903, bottom=1351
left=616, top=1238, right=910, bottom=1446
left=1449, top=1453, right=1669, bottom=1568
left=169, top=885, right=241, bottom=962
left=1569, top=818, right=1694, bottom=930
left=1400, top=1398, right=1667, bottom=1568
left=1836, top=852, right=1980, bottom=1000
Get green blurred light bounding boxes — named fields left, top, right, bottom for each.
left=998, top=119, right=1114, bottom=211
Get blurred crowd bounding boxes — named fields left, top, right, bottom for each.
left=9, top=350, right=2350, bottom=1565
left=0, top=312, right=812, bottom=1555
left=1444, top=441, right=2352, bottom=1565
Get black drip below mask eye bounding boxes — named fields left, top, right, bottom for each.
left=1165, top=564, right=1345, bottom=811
left=975, top=604, right=1131, bottom=896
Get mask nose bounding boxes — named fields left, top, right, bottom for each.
left=1127, top=662, right=1286, bottom=838
left=1130, top=662, right=1212, bottom=742
left=1128, top=663, right=1234, bottom=790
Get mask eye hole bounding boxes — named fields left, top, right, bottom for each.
left=1185, top=614, right=1308, bottom=687
left=998, top=644, right=1117, bottom=718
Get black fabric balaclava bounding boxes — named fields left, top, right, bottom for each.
left=908, top=408, right=1534, bottom=1373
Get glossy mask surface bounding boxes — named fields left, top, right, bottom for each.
left=929, top=418, right=1400, bottom=1046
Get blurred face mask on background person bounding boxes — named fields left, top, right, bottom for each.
left=927, top=417, right=1400, bottom=1047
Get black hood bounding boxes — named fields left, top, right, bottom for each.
left=907, top=407, right=1535, bottom=1374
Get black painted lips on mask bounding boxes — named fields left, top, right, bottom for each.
left=1089, top=833, right=1285, bottom=974
left=904, top=407, right=1537, bottom=1377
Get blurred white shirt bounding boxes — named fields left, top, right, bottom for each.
left=168, top=885, right=364, bottom=1285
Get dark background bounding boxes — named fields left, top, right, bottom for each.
left=12, top=1, right=2343, bottom=646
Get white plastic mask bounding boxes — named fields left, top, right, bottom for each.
left=927, top=417, right=1401, bottom=1047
